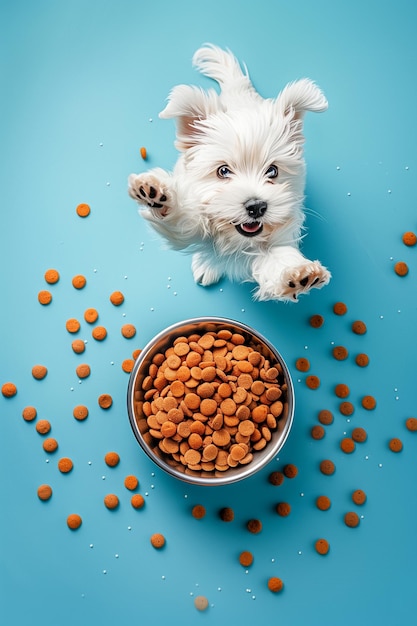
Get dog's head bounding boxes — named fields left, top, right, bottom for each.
left=160, top=46, right=327, bottom=255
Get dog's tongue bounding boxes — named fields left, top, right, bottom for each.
left=241, top=221, right=261, bottom=233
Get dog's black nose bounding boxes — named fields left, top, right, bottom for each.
left=244, top=199, right=267, bottom=219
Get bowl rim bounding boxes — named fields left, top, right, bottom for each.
left=127, top=316, right=295, bottom=486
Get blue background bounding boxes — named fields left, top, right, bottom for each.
left=1, top=1, right=416, bottom=625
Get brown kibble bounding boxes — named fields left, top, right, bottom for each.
left=311, top=425, right=325, bottom=440
left=191, top=504, right=206, bottom=519
left=110, top=291, right=124, bottom=306
left=36, top=419, right=51, bottom=435
left=335, top=383, right=349, bottom=398
left=72, top=274, right=87, bottom=289
left=121, top=323, right=136, bottom=338
left=73, top=405, right=88, bottom=421
left=140, top=146, right=147, bottom=160
left=402, top=231, right=417, bottom=246
left=394, top=261, right=409, bottom=276
left=352, top=427, right=367, bottom=443
left=2, top=382, right=17, bottom=398
left=66, top=318, right=80, bottom=333
left=194, top=596, right=209, bottom=611
left=98, top=394, right=112, bottom=409
left=339, top=401, right=354, bottom=416
left=239, top=551, right=254, bottom=567
left=315, top=539, right=330, bottom=555
left=37, top=484, right=52, bottom=501
left=320, top=459, right=335, bottom=475
left=76, top=203, right=90, bottom=217
left=352, top=489, right=367, bottom=505
left=124, top=475, right=139, bottom=490
left=105, top=451, right=120, bottom=467
left=406, top=417, right=417, bottom=432
left=306, top=375, right=320, bottom=389
left=352, top=320, right=367, bottom=335
left=268, top=471, right=284, bottom=486
left=76, top=364, right=90, bottom=379
left=92, top=326, right=107, bottom=341
left=219, top=507, right=234, bottom=522
left=276, top=502, right=291, bottom=517
left=122, top=359, right=135, bottom=373
left=104, top=494, right=119, bottom=509
left=58, top=457, right=73, bottom=473
left=340, top=437, right=355, bottom=454
left=309, top=314, right=324, bottom=328
left=344, top=511, right=360, bottom=528
left=44, top=268, right=60, bottom=284
left=32, top=365, right=48, bottom=380
left=247, top=518, right=262, bottom=534
left=267, top=577, right=283, bottom=593
left=71, top=339, right=85, bottom=354
left=84, top=308, right=98, bottom=324
left=333, top=302, right=347, bottom=315
left=150, top=533, right=165, bottom=549
left=389, top=437, right=403, bottom=452
left=295, top=357, right=310, bottom=372
left=22, top=406, right=37, bottom=421
left=43, top=437, right=58, bottom=453
left=355, top=353, right=369, bottom=367
left=332, top=346, right=348, bottom=360
left=316, top=496, right=331, bottom=511
left=362, top=395, right=376, bottom=410
left=38, top=290, right=52, bottom=305
left=67, top=514, right=82, bottom=529
left=131, top=494, right=145, bottom=509
left=318, top=410, right=333, bottom=425
left=283, top=463, right=298, bottom=478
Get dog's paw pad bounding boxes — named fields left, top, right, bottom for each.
left=128, top=175, right=170, bottom=214
left=282, top=262, right=331, bottom=301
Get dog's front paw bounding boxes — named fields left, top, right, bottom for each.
left=128, top=174, right=171, bottom=216
left=281, top=261, right=331, bottom=301
left=191, top=253, right=222, bottom=287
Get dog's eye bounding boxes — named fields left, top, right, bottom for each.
left=217, top=165, right=233, bottom=179
left=265, top=165, right=278, bottom=179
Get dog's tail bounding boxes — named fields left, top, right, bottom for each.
left=192, top=44, right=258, bottom=99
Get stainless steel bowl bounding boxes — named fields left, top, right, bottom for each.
left=127, top=317, right=294, bottom=486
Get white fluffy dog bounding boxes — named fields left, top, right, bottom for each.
left=128, top=44, right=331, bottom=301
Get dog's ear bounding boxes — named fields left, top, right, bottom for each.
left=277, top=79, right=328, bottom=121
left=159, top=85, right=221, bottom=150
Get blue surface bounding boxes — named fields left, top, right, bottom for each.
left=1, top=1, right=417, bottom=625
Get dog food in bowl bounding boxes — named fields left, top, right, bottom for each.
left=127, top=317, right=294, bottom=486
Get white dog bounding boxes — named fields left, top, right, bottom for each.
left=128, top=44, right=331, bottom=301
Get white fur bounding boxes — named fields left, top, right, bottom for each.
left=128, top=44, right=331, bottom=301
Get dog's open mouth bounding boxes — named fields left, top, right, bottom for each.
left=235, top=222, right=264, bottom=237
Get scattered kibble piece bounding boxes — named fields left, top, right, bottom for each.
left=76, top=364, right=90, bottom=379
left=131, top=494, right=145, bottom=509
left=132, top=349, right=142, bottom=360
left=316, top=496, right=331, bottom=511
left=92, top=326, right=107, bottom=341
left=239, top=551, right=254, bottom=567
left=295, top=357, right=310, bottom=372
left=352, top=427, right=367, bottom=443
left=72, top=274, right=87, bottom=289
left=402, top=231, right=417, bottom=246
left=352, top=489, right=367, bottom=505
left=43, top=437, right=58, bottom=453
left=352, top=320, right=367, bottom=335
left=335, top=383, right=349, bottom=398
left=339, top=401, right=354, bottom=416
left=32, top=365, right=48, bottom=380
left=394, top=261, right=409, bottom=276
left=110, top=291, right=124, bottom=306
left=362, top=395, right=376, bottom=410
left=276, top=502, right=291, bottom=517
left=194, top=596, right=209, bottom=611
left=73, top=405, right=88, bottom=421
left=1, top=382, right=17, bottom=397
left=332, top=345, right=348, bottom=360
left=105, top=452, right=120, bottom=467
left=309, top=314, right=324, bottom=328
left=122, top=358, right=135, bottom=373
left=124, top=475, right=139, bottom=490
left=98, top=394, right=113, bottom=409
left=58, top=457, right=73, bottom=473
left=76, top=203, right=90, bottom=217
left=320, top=459, right=335, bottom=475
left=104, top=494, right=119, bottom=509
left=333, top=302, right=347, bottom=315
left=406, top=417, right=417, bottom=432
left=318, top=410, right=333, bottom=425
left=219, top=507, right=234, bottom=522
left=247, top=518, right=262, bottom=534
left=66, top=318, right=80, bottom=333
left=44, top=269, right=60, bottom=284
left=150, top=533, right=165, bottom=549
left=268, top=577, right=284, bottom=593
left=37, top=484, right=52, bottom=501
left=311, top=425, right=325, bottom=440
left=22, top=406, right=37, bottom=421
left=355, top=353, right=369, bottom=367
left=191, top=504, right=206, bottom=519
left=306, top=375, right=320, bottom=389
left=71, top=339, right=85, bottom=354
left=140, top=146, right=147, bottom=160
left=340, top=437, right=355, bottom=454
left=121, top=323, right=136, bottom=338
left=389, top=438, right=403, bottom=452
left=36, top=419, right=51, bottom=435
left=283, top=463, right=298, bottom=478
left=67, top=514, right=82, bottom=529
left=315, top=539, right=330, bottom=555
left=344, top=512, right=360, bottom=528
left=38, top=290, right=52, bottom=305
left=84, top=308, right=98, bottom=324
left=268, top=471, right=284, bottom=486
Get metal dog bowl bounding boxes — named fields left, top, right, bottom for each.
left=127, top=317, right=294, bottom=486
